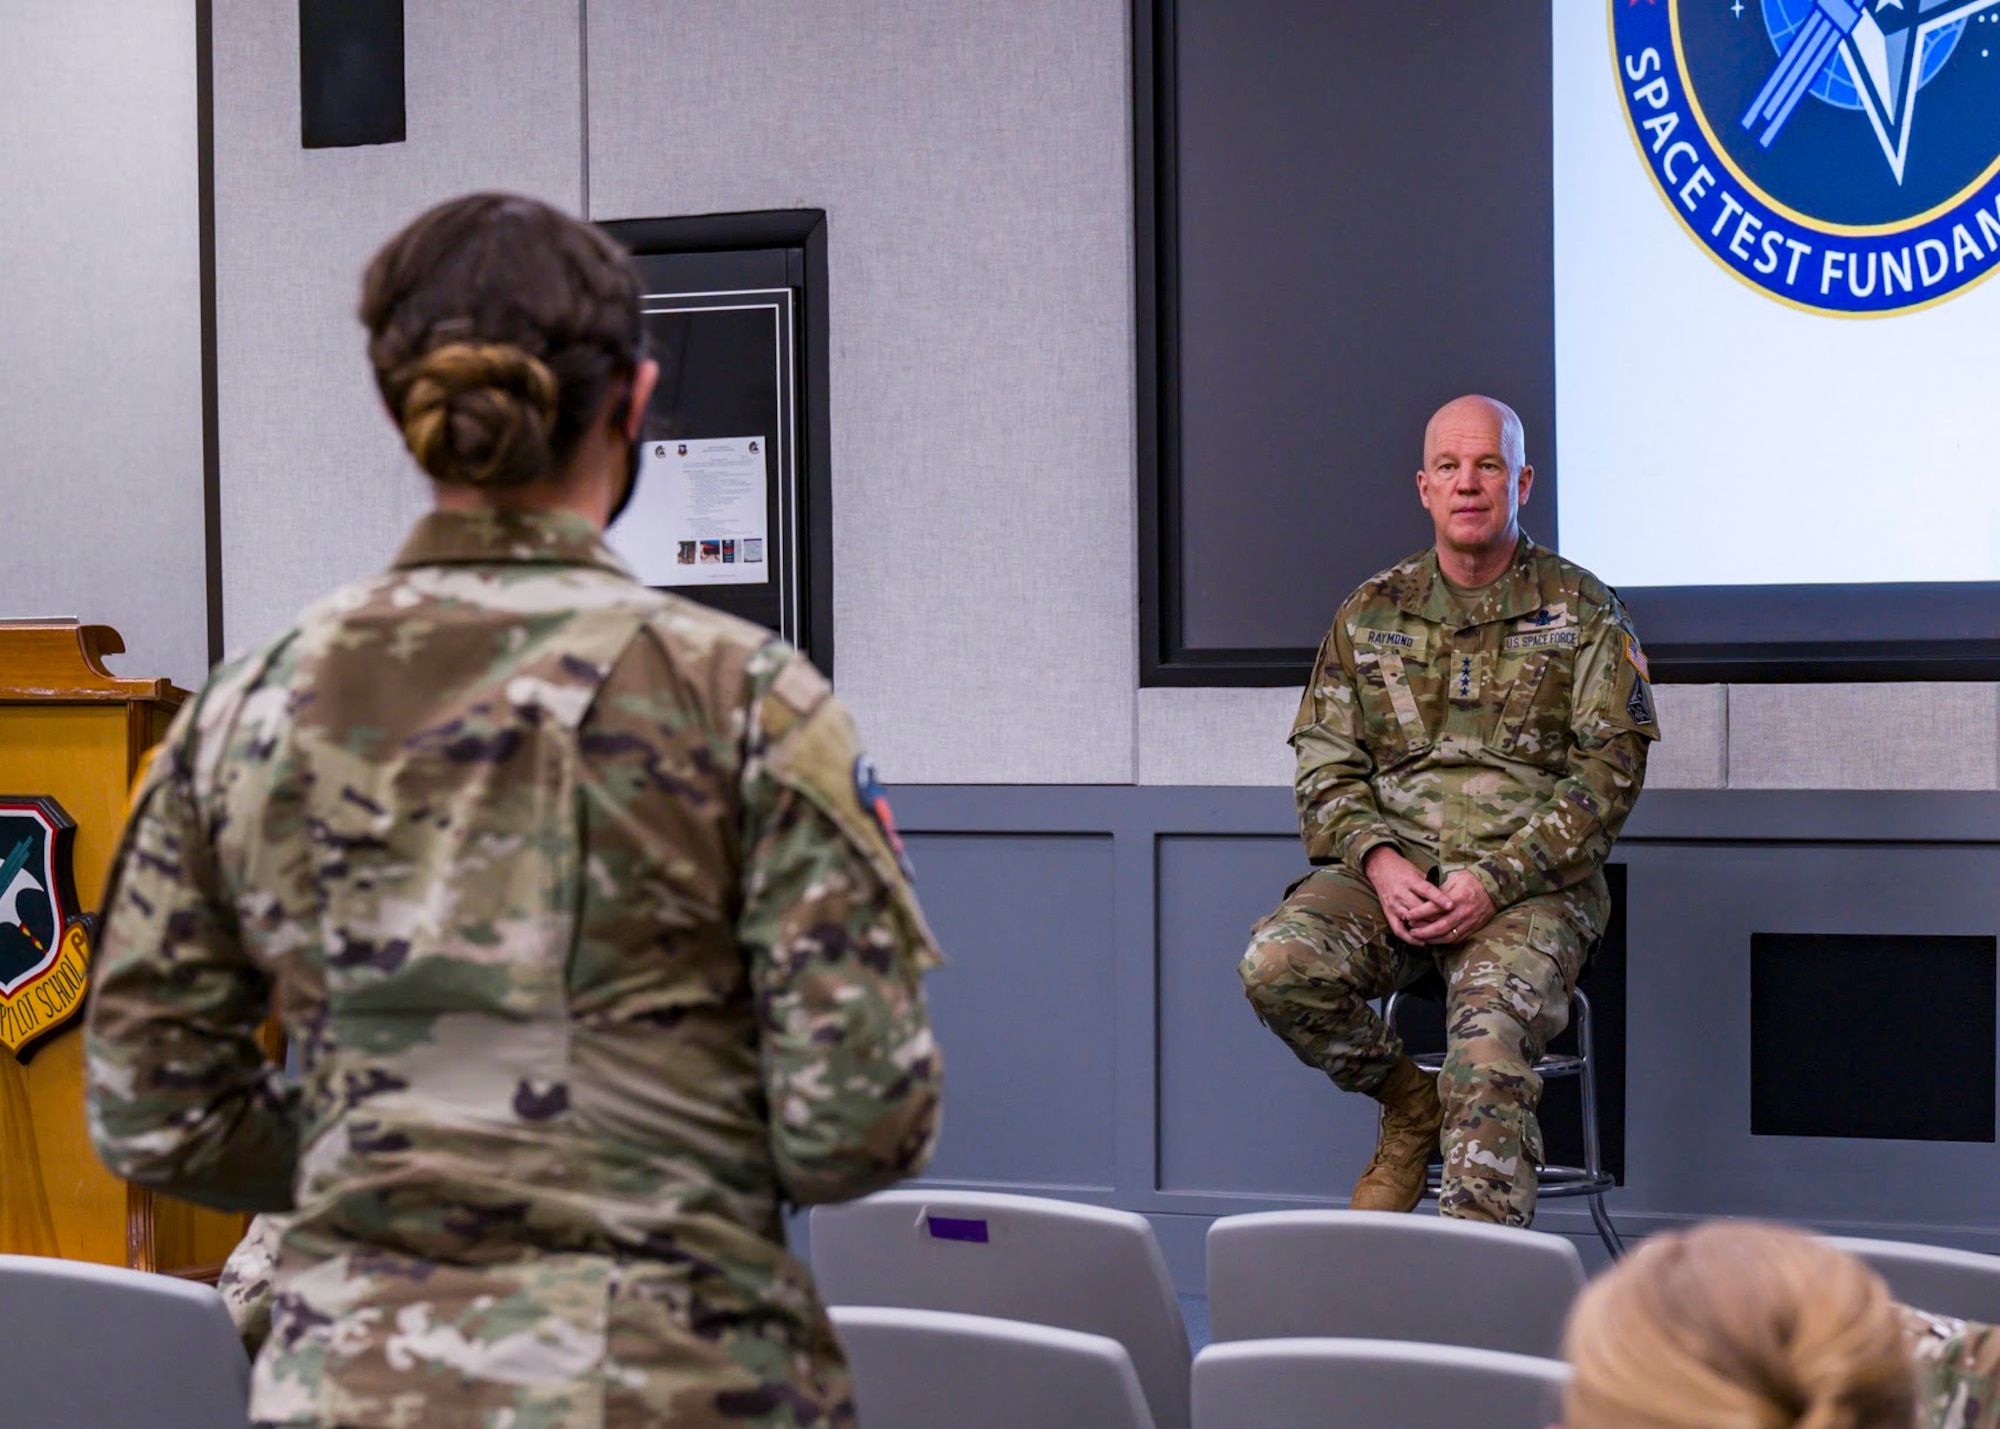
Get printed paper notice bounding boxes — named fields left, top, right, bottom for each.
left=609, top=436, right=770, bottom=587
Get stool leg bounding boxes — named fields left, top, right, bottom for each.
left=1573, top=989, right=1625, bottom=1258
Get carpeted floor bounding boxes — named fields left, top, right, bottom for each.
left=1178, top=1293, right=1211, bottom=1351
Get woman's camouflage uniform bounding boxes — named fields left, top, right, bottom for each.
left=87, top=510, right=943, bottom=1429
left=1908, top=1306, right=2000, bottom=1429
left=1240, top=535, right=1656, bottom=1226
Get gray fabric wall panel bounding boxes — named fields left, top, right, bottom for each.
left=212, top=0, right=583, bottom=658
left=1137, top=687, right=1298, bottom=787
left=584, top=0, right=1137, bottom=784
left=1146, top=680, right=2000, bottom=792
left=902, top=833, right=1118, bottom=1190
left=1, top=0, right=207, bottom=687
left=1138, top=682, right=1731, bottom=790
left=1728, top=684, right=1999, bottom=790
left=1648, top=684, right=1728, bottom=791
left=1137, top=679, right=1997, bottom=794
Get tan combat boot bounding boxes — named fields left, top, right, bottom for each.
left=1349, top=1056, right=1444, bottom=1213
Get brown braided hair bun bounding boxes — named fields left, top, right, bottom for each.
left=397, top=341, right=560, bottom=488
left=361, top=193, right=643, bottom=490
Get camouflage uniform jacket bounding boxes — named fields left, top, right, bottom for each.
left=1291, top=535, right=1659, bottom=915
left=86, top=510, right=944, bottom=1429
left=1907, top=1307, right=2000, bottom=1429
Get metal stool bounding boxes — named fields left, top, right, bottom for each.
left=1383, top=971, right=1623, bottom=1257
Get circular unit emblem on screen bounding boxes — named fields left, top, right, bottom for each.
left=1611, top=0, right=2000, bottom=316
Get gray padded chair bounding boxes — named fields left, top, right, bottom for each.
left=810, top=1190, right=1190, bottom=1429
left=832, top=1306, right=1157, bottom=1429
left=1824, top=1235, right=2000, bottom=1323
left=1192, top=1337, right=1570, bottom=1429
left=1206, top=1209, right=1585, bottom=1357
left=0, top=1252, right=252, bottom=1429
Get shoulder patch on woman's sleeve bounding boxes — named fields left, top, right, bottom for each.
left=766, top=695, right=942, bottom=969
left=852, top=754, right=914, bottom=881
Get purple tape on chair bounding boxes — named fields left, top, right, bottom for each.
left=926, top=1216, right=990, bottom=1244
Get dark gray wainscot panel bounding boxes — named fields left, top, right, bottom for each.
left=887, top=787, right=2000, bottom=1288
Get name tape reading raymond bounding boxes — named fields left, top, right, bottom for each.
left=1356, top=628, right=1424, bottom=652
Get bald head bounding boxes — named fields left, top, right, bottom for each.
left=1424, top=395, right=1526, bottom=475
left=1415, top=394, right=1534, bottom=575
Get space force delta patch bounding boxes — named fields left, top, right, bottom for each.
left=0, top=796, right=92, bottom=1063
left=1612, top=0, right=2000, bottom=316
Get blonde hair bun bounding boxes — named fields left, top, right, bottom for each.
left=1793, top=1400, right=1868, bottom=1429
left=1563, top=1222, right=1917, bottom=1429
left=396, top=341, right=560, bottom=489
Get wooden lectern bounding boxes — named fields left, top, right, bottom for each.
left=0, top=620, right=246, bottom=1278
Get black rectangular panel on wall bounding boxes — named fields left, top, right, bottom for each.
left=299, top=0, right=406, bottom=150
left=1752, top=933, right=1997, bottom=1143
left=1136, top=0, right=1556, bottom=684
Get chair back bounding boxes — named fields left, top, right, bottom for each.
left=811, top=1190, right=1190, bottom=1429
left=0, top=1253, right=251, bottom=1429
left=1192, top=1336, right=1570, bottom=1429
left=1823, top=1235, right=2000, bottom=1323
left=1206, top=1210, right=1584, bottom=1357
left=832, top=1305, right=1157, bottom=1429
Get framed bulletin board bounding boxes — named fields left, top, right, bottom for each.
left=599, top=212, right=835, bottom=676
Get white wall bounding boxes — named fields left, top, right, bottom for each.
left=0, top=0, right=206, bottom=688
left=192, top=1, right=1991, bottom=792
left=212, top=0, right=583, bottom=657
left=586, top=0, right=1138, bottom=784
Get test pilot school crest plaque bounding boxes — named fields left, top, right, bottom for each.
left=1613, top=0, right=2000, bottom=315
left=0, top=796, right=92, bottom=1062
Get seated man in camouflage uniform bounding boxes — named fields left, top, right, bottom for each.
left=1238, top=394, right=1657, bottom=1226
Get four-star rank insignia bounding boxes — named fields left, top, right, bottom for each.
left=0, top=796, right=92, bottom=1062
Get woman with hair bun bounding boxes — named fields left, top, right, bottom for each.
left=1563, top=1221, right=2000, bottom=1429
left=86, top=192, right=943, bottom=1428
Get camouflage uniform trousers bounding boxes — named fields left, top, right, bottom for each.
left=219, top=1212, right=285, bottom=1356
left=1238, top=863, right=1595, bottom=1226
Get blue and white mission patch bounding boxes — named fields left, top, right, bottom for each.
left=1612, top=0, right=2000, bottom=316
